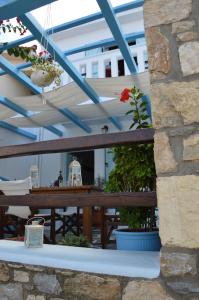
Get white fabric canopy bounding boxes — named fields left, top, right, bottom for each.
left=2, top=72, right=150, bottom=127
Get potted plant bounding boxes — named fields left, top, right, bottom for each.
left=7, top=46, right=63, bottom=88
left=105, top=87, right=161, bottom=251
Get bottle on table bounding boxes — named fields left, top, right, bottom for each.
left=58, top=170, right=63, bottom=187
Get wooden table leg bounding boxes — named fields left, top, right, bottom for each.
left=83, top=207, right=92, bottom=242
left=50, top=208, right=56, bottom=244
left=100, top=207, right=106, bottom=249
left=0, top=208, right=4, bottom=239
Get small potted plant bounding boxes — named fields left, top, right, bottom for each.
left=7, top=47, right=63, bottom=88
left=105, top=87, right=161, bottom=251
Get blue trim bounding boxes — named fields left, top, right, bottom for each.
left=96, top=0, right=138, bottom=74
left=0, top=32, right=144, bottom=76
left=0, top=176, right=9, bottom=181
left=0, top=62, right=33, bottom=76
left=142, top=95, right=152, bottom=120
left=0, top=0, right=58, bottom=19
left=0, top=55, right=41, bottom=94
left=20, top=13, right=121, bottom=131
left=44, top=125, right=63, bottom=137
left=64, top=32, right=145, bottom=56
left=45, top=100, right=92, bottom=134
left=0, top=96, right=63, bottom=137
left=108, top=116, right=122, bottom=130
left=0, top=0, right=144, bottom=52
left=0, top=121, right=37, bottom=140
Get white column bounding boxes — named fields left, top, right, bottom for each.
left=86, top=61, right=92, bottom=78
left=111, top=56, right=118, bottom=77
left=137, top=50, right=145, bottom=72
left=98, top=59, right=105, bottom=78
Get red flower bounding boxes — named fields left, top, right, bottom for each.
left=120, top=88, right=131, bottom=102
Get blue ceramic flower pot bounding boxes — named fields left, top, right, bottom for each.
left=115, top=230, right=161, bottom=251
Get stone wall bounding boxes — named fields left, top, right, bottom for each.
left=0, top=261, right=175, bottom=300
left=144, top=0, right=199, bottom=298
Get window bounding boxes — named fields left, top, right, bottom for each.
left=91, top=62, right=98, bottom=78
left=85, top=48, right=102, bottom=57
left=104, top=60, right=112, bottom=77
left=117, top=59, right=125, bottom=76
left=80, top=65, right=86, bottom=77
left=133, top=56, right=138, bottom=66
left=128, top=40, right=136, bottom=46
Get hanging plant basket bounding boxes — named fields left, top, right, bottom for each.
left=30, top=70, right=56, bottom=87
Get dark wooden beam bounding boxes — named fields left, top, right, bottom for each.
left=0, top=192, right=157, bottom=208
left=0, top=129, right=154, bottom=158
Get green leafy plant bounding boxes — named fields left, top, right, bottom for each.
left=106, top=87, right=156, bottom=229
left=0, top=17, right=26, bottom=35
left=58, top=234, right=90, bottom=247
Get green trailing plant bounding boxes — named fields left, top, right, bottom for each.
left=105, top=87, right=156, bottom=229
left=58, top=234, right=90, bottom=247
left=0, top=17, right=27, bottom=35
left=8, top=46, right=63, bottom=87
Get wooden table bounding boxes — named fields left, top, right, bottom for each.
left=31, top=185, right=101, bottom=243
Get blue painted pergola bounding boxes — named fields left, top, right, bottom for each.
left=0, top=0, right=145, bottom=140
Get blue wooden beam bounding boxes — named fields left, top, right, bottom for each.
left=0, top=55, right=41, bottom=94
left=0, top=32, right=144, bottom=76
left=0, top=96, right=63, bottom=137
left=0, top=0, right=144, bottom=52
left=0, top=121, right=37, bottom=140
left=96, top=0, right=138, bottom=74
left=20, top=13, right=122, bottom=131
left=0, top=56, right=92, bottom=133
left=64, top=32, right=144, bottom=56
left=0, top=176, right=9, bottom=181
left=0, top=0, right=58, bottom=20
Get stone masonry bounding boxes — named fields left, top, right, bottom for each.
left=144, top=0, right=199, bottom=298
left=0, top=261, right=175, bottom=300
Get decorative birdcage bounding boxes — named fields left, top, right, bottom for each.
left=68, top=157, right=82, bottom=186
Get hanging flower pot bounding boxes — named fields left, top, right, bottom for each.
left=30, top=69, right=55, bottom=87
left=30, top=61, right=63, bottom=88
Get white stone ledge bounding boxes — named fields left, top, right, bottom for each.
left=0, top=240, right=160, bottom=278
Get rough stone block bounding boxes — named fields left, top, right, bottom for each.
left=0, top=263, right=9, bottom=282
left=160, top=251, right=197, bottom=277
left=27, top=296, right=46, bottom=300
left=172, top=20, right=196, bottom=34
left=167, top=280, right=199, bottom=295
left=122, top=280, right=174, bottom=300
left=151, top=81, right=199, bottom=128
left=0, top=283, right=23, bottom=300
left=145, top=27, right=170, bottom=80
left=179, top=41, right=199, bottom=76
left=157, top=175, right=199, bottom=248
left=176, top=31, right=199, bottom=42
left=64, top=273, right=121, bottom=300
left=25, top=265, right=44, bottom=272
left=14, top=270, right=29, bottom=283
left=33, top=274, right=61, bottom=295
left=183, top=134, right=199, bottom=161
left=154, top=132, right=177, bottom=174
left=144, top=0, right=192, bottom=28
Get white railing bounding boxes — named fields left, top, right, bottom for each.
left=62, top=43, right=147, bottom=84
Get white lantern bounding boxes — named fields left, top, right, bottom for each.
left=24, top=218, right=44, bottom=248
left=31, top=70, right=54, bottom=87
left=68, top=157, right=82, bottom=186
left=30, top=165, right=39, bottom=188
